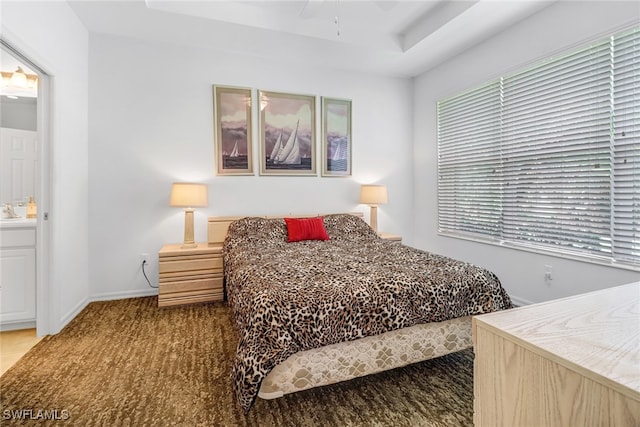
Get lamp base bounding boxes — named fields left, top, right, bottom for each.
left=369, top=205, right=378, bottom=233
left=182, top=208, right=197, bottom=248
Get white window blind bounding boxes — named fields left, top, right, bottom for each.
left=437, top=81, right=503, bottom=237
left=437, top=27, right=640, bottom=269
left=612, top=29, right=640, bottom=265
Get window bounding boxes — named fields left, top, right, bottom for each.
left=437, top=27, right=639, bottom=269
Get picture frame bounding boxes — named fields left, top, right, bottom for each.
left=259, top=90, right=316, bottom=176
left=321, top=97, right=352, bottom=177
left=213, top=85, right=253, bottom=175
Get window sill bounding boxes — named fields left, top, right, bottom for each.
left=438, top=231, right=639, bottom=273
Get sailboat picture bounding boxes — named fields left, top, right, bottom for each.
left=321, top=97, right=352, bottom=177
left=213, top=85, right=253, bottom=175
left=259, top=90, right=316, bottom=176
left=229, top=140, right=240, bottom=158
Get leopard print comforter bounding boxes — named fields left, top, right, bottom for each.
left=223, top=214, right=512, bottom=411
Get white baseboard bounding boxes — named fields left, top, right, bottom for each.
left=59, top=297, right=89, bottom=332
left=0, top=320, right=36, bottom=332
left=53, top=290, right=157, bottom=334
left=89, top=288, right=158, bottom=302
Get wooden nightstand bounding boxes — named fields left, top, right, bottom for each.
left=378, top=232, right=402, bottom=242
left=158, top=243, right=224, bottom=307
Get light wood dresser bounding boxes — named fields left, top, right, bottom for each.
left=473, top=281, right=640, bottom=427
left=157, top=243, right=224, bottom=307
left=378, top=232, right=402, bottom=242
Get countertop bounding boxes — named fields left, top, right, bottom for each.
left=0, top=218, right=37, bottom=229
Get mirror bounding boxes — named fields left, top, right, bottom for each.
left=1, top=46, right=38, bottom=207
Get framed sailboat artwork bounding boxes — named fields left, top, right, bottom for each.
left=213, top=85, right=254, bottom=175
left=321, top=97, right=352, bottom=177
left=258, top=90, right=316, bottom=176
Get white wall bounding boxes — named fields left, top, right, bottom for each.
left=2, top=1, right=90, bottom=332
left=88, top=34, right=414, bottom=298
left=413, top=1, right=640, bottom=305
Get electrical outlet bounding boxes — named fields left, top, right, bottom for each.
left=140, top=253, right=149, bottom=266
left=544, top=265, right=553, bottom=286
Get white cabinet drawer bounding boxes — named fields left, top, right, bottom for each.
left=0, top=228, right=36, bottom=248
left=0, top=247, right=36, bottom=323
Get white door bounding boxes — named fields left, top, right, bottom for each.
left=0, top=127, right=38, bottom=205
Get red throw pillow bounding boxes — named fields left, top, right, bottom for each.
left=284, top=217, right=330, bottom=243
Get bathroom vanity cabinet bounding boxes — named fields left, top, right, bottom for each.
left=0, top=220, right=36, bottom=329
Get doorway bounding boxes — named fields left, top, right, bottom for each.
left=1, top=41, right=51, bottom=336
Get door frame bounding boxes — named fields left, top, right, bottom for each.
left=35, top=72, right=51, bottom=336
left=1, top=40, right=53, bottom=336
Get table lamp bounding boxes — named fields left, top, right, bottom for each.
left=359, top=184, right=388, bottom=233
left=170, top=182, right=208, bottom=248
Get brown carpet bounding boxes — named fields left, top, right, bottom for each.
left=0, top=297, right=474, bottom=426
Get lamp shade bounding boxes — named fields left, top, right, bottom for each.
left=169, top=183, right=208, bottom=208
left=359, top=185, right=388, bottom=205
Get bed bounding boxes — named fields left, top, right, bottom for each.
left=209, top=213, right=512, bottom=412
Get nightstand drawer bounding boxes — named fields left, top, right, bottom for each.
left=159, top=256, right=223, bottom=274
left=158, top=277, right=224, bottom=307
left=379, top=232, right=402, bottom=242
left=159, top=271, right=222, bottom=282
left=1, top=228, right=36, bottom=247
left=159, top=276, right=223, bottom=294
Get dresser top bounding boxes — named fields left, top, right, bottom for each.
left=474, top=281, right=640, bottom=399
left=159, top=242, right=222, bottom=256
